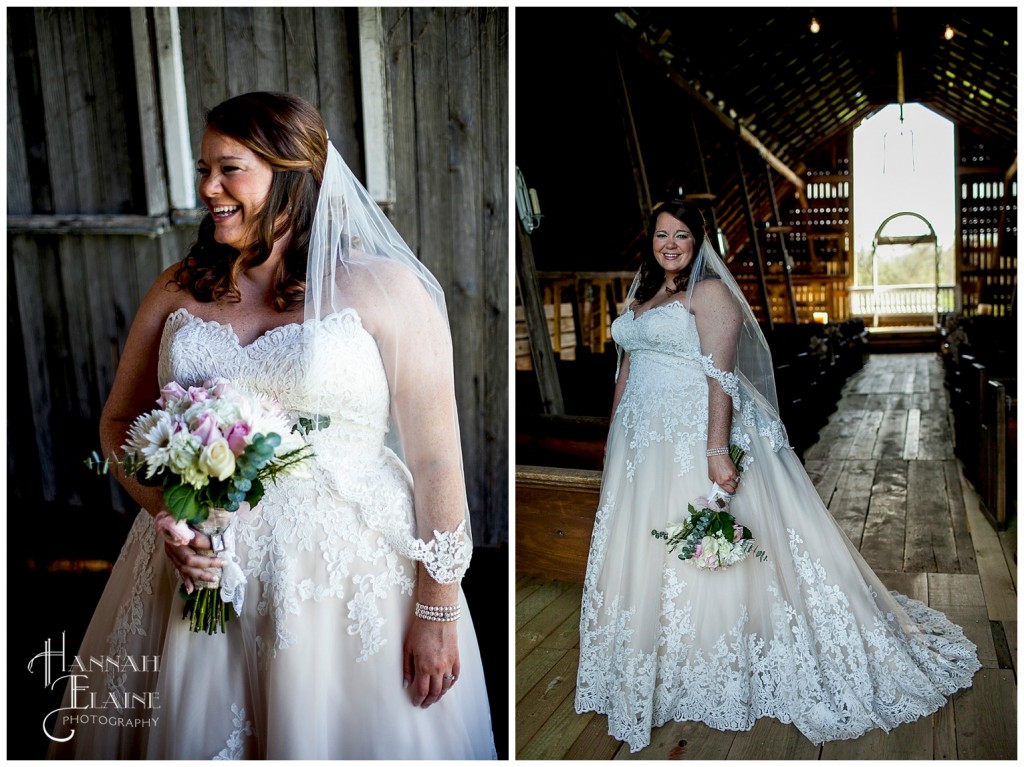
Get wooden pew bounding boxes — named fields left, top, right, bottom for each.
left=516, top=466, right=601, bottom=585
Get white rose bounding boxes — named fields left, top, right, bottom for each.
left=199, top=438, right=236, bottom=481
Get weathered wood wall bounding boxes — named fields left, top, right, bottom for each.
left=7, top=7, right=508, bottom=547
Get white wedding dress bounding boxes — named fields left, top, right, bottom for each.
left=50, top=307, right=496, bottom=759
left=575, top=302, right=981, bottom=753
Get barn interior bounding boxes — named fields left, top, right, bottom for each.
left=515, top=7, right=1016, bottom=759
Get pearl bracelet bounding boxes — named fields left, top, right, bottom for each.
left=706, top=447, right=730, bottom=457
left=414, top=602, right=461, bottom=622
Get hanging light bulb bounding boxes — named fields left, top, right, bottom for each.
left=944, top=24, right=955, bottom=40
left=809, top=17, right=821, bottom=34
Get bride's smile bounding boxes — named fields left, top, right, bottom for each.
left=197, top=131, right=274, bottom=252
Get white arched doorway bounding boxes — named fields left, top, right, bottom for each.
left=856, top=211, right=952, bottom=327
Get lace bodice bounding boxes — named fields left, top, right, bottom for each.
left=159, top=308, right=390, bottom=466
left=154, top=308, right=471, bottom=657
left=612, top=303, right=788, bottom=479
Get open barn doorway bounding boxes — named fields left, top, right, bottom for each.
left=852, top=103, right=955, bottom=327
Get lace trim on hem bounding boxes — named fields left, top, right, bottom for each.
left=104, top=512, right=156, bottom=696
left=213, top=703, right=254, bottom=760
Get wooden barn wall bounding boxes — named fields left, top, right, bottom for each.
left=956, top=129, right=1017, bottom=317
left=7, top=7, right=508, bottom=547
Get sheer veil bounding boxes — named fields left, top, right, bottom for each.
left=303, top=140, right=473, bottom=583
left=618, top=236, right=787, bottom=450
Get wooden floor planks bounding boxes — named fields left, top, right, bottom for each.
left=515, top=354, right=1017, bottom=760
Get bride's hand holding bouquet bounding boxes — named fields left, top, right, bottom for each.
left=89, top=376, right=317, bottom=633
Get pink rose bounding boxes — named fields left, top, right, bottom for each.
left=205, top=377, right=234, bottom=398
left=706, top=555, right=719, bottom=569
left=154, top=510, right=195, bottom=546
left=694, top=544, right=703, bottom=559
left=733, top=525, right=744, bottom=543
left=157, top=381, right=187, bottom=408
left=187, top=386, right=210, bottom=403
left=225, top=422, right=252, bottom=456
left=191, top=411, right=219, bottom=446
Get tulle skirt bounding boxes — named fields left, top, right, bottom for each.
left=48, top=503, right=495, bottom=759
left=575, top=403, right=981, bottom=753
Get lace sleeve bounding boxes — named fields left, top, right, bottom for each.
left=698, top=352, right=740, bottom=403
left=691, top=280, right=743, bottom=402
left=364, top=264, right=473, bottom=583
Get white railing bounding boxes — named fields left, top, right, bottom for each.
left=850, top=284, right=956, bottom=316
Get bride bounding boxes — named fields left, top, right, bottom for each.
left=574, top=198, right=981, bottom=753
left=49, top=92, right=495, bottom=759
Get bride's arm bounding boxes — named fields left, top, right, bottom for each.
left=100, top=265, right=182, bottom=516
left=100, top=265, right=220, bottom=588
left=611, top=352, right=630, bottom=418
left=367, top=267, right=467, bottom=708
left=690, top=280, right=743, bottom=493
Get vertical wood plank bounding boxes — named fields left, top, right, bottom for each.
left=187, top=9, right=229, bottom=144
left=944, top=458, right=978, bottom=575
left=315, top=7, right=362, bottom=177
left=223, top=8, right=255, bottom=99
left=382, top=7, right=419, bottom=248
left=252, top=8, right=286, bottom=91
left=409, top=7, right=451, bottom=287
left=176, top=8, right=204, bottom=150
left=87, top=9, right=136, bottom=213
left=803, top=458, right=842, bottom=505
left=131, top=8, right=170, bottom=215
left=445, top=7, right=485, bottom=544
left=480, top=7, right=509, bottom=545
left=10, top=236, right=58, bottom=499
left=827, top=459, right=876, bottom=547
left=860, top=458, right=907, bottom=571
left=35, top=8, right=78, bottom=213
left=59, top=9, right=102, bottom=213
left=952, top=668, right=1016, bottom=758
left=847, top=410, right=883, bottom=458
left=872, top=408, right=907, bottom=459
left=961, top=467, right=1016, bottom=621
left=903, top=407, right=921, bottom=459
left=905, top=460, right=959, bottom=573
left=7, top=25, right=32, bottom=214
left=282, top=9, right=318, bottom=107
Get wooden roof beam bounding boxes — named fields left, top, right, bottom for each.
left=623, top=29, right=805, bottom=191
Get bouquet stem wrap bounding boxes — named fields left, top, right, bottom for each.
left=183, top=508, right=247, bottom=634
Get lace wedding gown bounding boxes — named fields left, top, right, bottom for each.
left=574, top=302, right=981, bottom=753
left=50, top=307, right=496, bottom=759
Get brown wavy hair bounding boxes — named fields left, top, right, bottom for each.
left=632, top=199, right=711, bottom=306
left=174, top=92, right=328, bottom=311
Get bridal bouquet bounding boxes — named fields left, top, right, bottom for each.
left=89, top=377, right=319, bottom=633
left=651, top=445, right=767, bottom=570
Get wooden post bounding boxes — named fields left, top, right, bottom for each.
left=517, top=218, right=565, bottom=415
left=130, top=9, right=170, bottom=216
left=735, top=140, right=773, bottom=330
left=764, top=160, right=799, bottom=323
left=151, top=8, right=195, bottom=210
left=357, top=7, right=396, bottom=207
